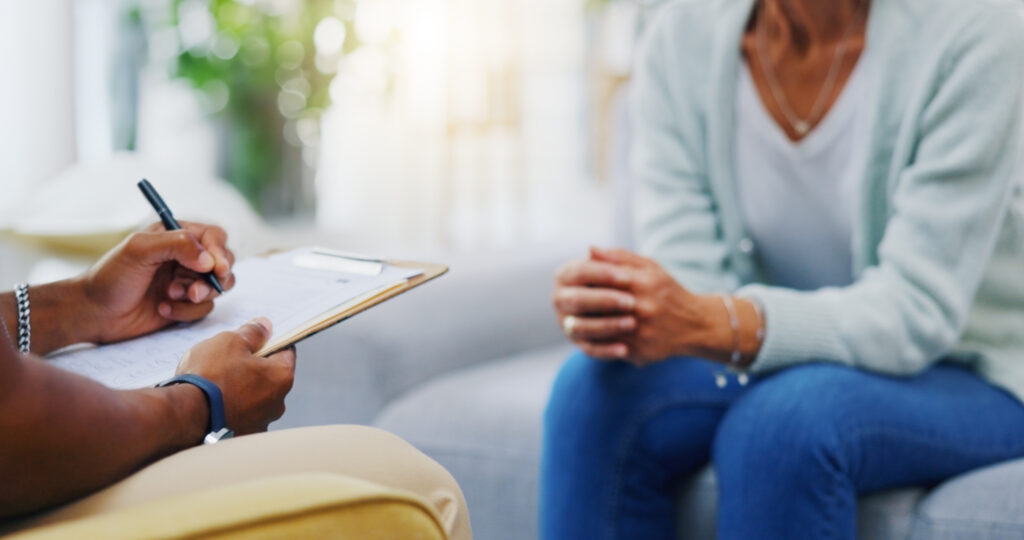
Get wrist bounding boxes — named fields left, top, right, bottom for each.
left=157, top=374, right=232, bottom=444
left=688, top=294, right=763, bottom=367
left=121, top=383, right=208, bottom=460
left=160, top=383, right=209, bottom=448
left=64, top=278, right=105, bottom=344
left=734, top=297, right=764, bottom=366
left=68, top=276, right=109, bottom=344
left=4, top=279, right=100, bottom=354
left=685, top=294, right=734, bottom=359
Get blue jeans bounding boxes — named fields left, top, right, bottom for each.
left=540, top=351, right=1024, bottom=540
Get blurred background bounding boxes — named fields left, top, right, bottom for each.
left=0, top=0, right=661, bottom=284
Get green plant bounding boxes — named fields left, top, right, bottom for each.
left=166, top=0, right=358, bottom=211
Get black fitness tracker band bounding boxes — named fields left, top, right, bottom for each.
left=157, top=374, right=234, bottom=444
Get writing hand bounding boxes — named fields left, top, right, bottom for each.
left=77, top=221, right=236, bottom=344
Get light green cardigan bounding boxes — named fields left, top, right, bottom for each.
left=632, top=0, right=1024, bottom=399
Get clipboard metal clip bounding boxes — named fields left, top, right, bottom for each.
left=293, top=248, right=385, bottom=276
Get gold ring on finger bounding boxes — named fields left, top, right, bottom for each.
left=562, top=315, right=578, bottom=337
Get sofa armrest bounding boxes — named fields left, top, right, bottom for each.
left=280, top=244, right=574, bottom=427
left=7, top=474, right=446, bottom=540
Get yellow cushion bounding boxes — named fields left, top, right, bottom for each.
left=7, top=473, right=447, bottom=540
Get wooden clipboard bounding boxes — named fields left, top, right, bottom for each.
left=256, top=259, right=448, bottom=356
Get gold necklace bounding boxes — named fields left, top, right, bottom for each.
left=754, top=2, right=866, bottom=136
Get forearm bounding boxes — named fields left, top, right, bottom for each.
left=0, top=353, right=206, bottom=517
left=0, top=279, right=100, bottom=355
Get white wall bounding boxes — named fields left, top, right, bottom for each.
left=74, top=0, right=116, bottom=164
left=0, top=1, right=76, bottom=225
left=315, top=0, right=611, bottom=253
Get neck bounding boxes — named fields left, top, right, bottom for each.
left=757, top=0, right=866, bottom=51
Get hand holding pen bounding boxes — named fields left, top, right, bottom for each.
left=71, top=188, right=235, bottom=344
left=138, top=179, right=225, bottom=295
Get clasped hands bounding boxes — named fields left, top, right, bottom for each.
left=553, top=247, right=754, bottom=368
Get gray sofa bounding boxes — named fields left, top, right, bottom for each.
left=278, top=243, right=1024, bottom=540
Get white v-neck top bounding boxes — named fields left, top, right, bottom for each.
left=734, top=62, right=866, bottom=290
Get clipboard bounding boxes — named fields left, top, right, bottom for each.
left=47, top=247, right=448, bottom=390
left=256, top=258, right=448, bottom=356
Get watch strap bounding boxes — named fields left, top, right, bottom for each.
left=157, top=374, right=228, bottom=433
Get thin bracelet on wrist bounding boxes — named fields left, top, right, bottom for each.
left=746, top=296, right=766, bottom=346
left=711, top=295, right=746, bottom=388
left=735, top=295, right=766, bottom=387
left=14, top=283, right=31, bottom=354
left=720, top=295, right=742, bottom=365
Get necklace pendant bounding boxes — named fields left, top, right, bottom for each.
left=794, top=120, right=810, bottom=135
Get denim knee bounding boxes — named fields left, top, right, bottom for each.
left=544, top=350, right=631, bottom=434
left=710, top=365, right=865, bottom=538
left=542, top=351, right=742, bottom=540
left=712, top=364, right=858, bottom=486
left=544, top=350, right=728, bottom=433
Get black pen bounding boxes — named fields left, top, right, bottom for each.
left=137, top=179, right=225, bottom=294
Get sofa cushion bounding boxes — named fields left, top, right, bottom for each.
left=910, top=458, right=1024, bottom=540
left=374, top=345, right=571, bottom=540
left=280, top=246, right=572, bottom=429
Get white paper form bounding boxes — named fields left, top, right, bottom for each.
left=48, top=247, right=421, bottom=389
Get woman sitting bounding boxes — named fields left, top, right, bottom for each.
left=542, top=0, right=1024, bottom=538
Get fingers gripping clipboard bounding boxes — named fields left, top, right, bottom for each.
left=48, top=247, right=448, bottom=389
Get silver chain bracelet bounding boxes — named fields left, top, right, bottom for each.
left=14, top=283, right=31, bottom=353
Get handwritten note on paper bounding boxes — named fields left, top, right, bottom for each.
left=48, top=248, right=422, bottom=390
